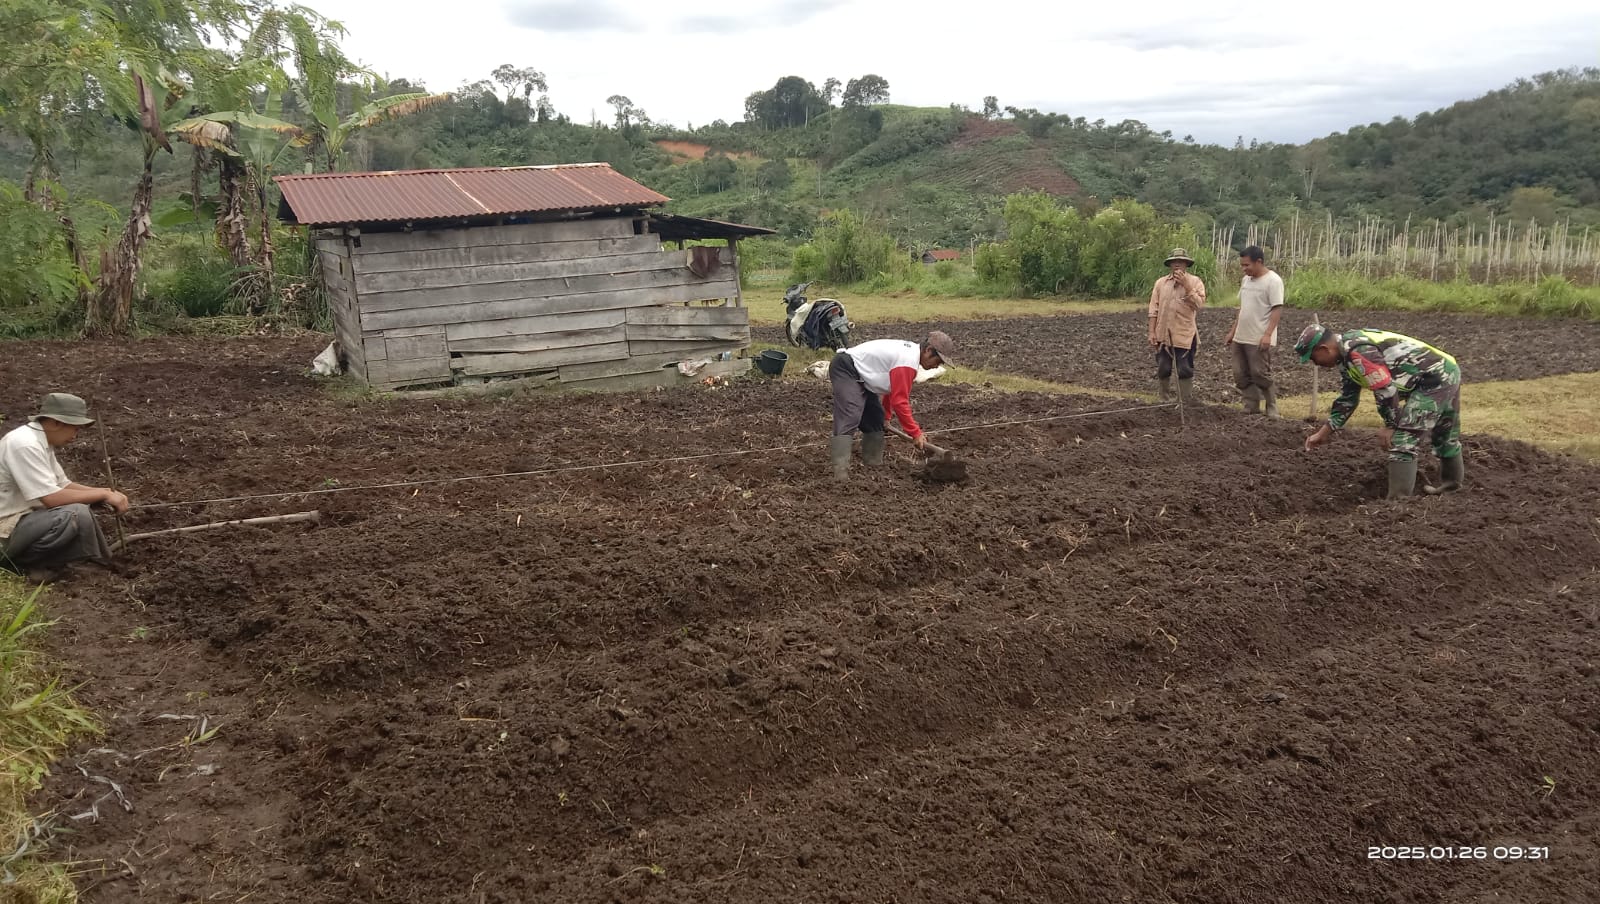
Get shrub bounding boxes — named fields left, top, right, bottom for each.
left=976, top=193, right=1210, bottom=298
left=810, top=209, right=897, bottom=284
left=790, top=243, right=825, bottom=283
left=143, top=233, right=237, bottom=318
left=973, top=241, right=1019, bottom=289
left=0, top=180, right=86, bottom=312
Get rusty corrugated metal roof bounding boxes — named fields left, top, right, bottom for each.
left=274, top=163, right=670, bottom=227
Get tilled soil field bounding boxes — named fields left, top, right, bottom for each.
left=6, top=336, right=1600, bottom=903
left=755, top=309, right=1600, bottom=404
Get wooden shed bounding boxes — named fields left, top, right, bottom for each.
left=275, top=164, right=775, bottom=391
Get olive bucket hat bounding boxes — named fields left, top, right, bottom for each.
left=1163, top=247, right=1195, bottom=266
left=31, top=392, right=95, bottom=426
left=1294, top=324, right=1330, bottom=363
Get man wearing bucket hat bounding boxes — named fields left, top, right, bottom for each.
left=0, top=393, right=129, bottom=582
left=829, top=331, right=954, bottom=481
left=1295, top=325, right=1465, bottom=500
left=1148, top=248, right=1207, bottom=404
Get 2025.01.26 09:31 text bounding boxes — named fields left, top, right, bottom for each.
left=1368, top=846, right=1550, bottom=861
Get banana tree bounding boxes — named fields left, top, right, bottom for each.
left=87, top=65, right=181, bottom=336
left=312, top=90, right=452, bottom=171
left=170, top=94, right=309, bottom=312
left=279, top=8, right=448, bottom=171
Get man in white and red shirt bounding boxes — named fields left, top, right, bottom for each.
left=828, top=331, right=956, bottom=480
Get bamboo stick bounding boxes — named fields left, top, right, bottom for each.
left=115, top=511, right=322, bottom=547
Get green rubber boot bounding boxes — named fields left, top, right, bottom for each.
left=1263, top=385, right=1279, bottom=419
left=1156, top=377, right=1174, bottom=403
left=1423, top=455, right=1465, bottom=495
left=830, top=435, right=853, bottom=481
left=1386, top=459, right=1417, bottom=500
left=860, top=431, right=885, bottom=467
left=1177, top=378, right=1196, bottom=406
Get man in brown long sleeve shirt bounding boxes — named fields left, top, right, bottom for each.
left=1147, top=247, right=1207, bottom=404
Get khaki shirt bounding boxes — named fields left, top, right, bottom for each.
left=1148, top=271, right=1206, bottom=348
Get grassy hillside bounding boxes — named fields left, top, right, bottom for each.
left=6, top=68, right=1597, bottom=254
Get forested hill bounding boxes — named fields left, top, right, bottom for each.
left=6, top=67, right=1597, bottom=249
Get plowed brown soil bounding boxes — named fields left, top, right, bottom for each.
left=756, top=309, right=1600, bottom=405
left=5, top=335, right=1598, bottom=903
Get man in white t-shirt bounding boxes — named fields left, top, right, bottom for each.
left=0, top=393, right=129, bottom=583
left=828, top=331, right=955, bottom=480
left=1222, top=245, right=1286, bottom=417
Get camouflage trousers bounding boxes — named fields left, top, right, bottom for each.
left=1388, top=361, right=1462, bottom=463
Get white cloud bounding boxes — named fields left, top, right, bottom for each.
left=313, top=0, right=1600, bottom=143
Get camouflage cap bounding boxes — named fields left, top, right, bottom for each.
left=1294, top=323, right=1330, bottom=363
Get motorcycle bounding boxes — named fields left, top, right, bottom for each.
left=781, top=282, right=852, bottom=351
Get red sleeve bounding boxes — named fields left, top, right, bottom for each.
left=883, top=366, right=921, bottom=438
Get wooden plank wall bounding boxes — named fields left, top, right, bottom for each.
left=346, top=218, right=746, bottom=390
left=314, top=234, right=366, bottom=379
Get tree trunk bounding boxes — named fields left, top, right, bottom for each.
left=88, top=144, right=156, bottom=337
left=255, top=177, right=275, bottom=277
left=246, top=176, right=277, bottom=319
left=59, top=210, right=92, bottom=313
left=25, top=138, right=57, bottom=207
left=217, top=156, right=252, bottom=269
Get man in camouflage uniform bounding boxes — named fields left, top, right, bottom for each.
left=1296, top=324, right=1464, bottom=499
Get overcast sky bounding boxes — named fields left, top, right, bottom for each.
left=309, top=0, right=1600, bottom=145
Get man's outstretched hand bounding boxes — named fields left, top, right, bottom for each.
left=1304, top=424, right=1333, bottom=452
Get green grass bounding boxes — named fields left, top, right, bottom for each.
left=1, top=575, right=98, bottom=903
left=742, top=281, right=1141, bottom=326
left=746, top=340, right=1136, bottom=400
left=1287, top=270, right=1600, bottom=320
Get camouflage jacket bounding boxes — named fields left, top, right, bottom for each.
left=1329, top=329, right=1458, bottom=430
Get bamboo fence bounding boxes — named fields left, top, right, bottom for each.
left=1210, top=212, right=1600, bottom=286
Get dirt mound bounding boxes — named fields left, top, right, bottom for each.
left=4, top=336, right=1597, bottom=903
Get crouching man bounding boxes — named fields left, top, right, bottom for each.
left=1297, top=326, right=1465, bottom=499
left=1, top=394, right=129, bottom=583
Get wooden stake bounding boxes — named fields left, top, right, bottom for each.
left=1309, top=314, right=1321, bottom=422
left=91, top=399, right=126, bottom=553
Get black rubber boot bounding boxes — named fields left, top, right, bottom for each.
left=1386, top=459, right=1417, bottom=500
left=860, top=431, right=885, bottom=467
left=1423, top=455, right=1465, bottom=495
left=830, top=435, right=853, bottom=481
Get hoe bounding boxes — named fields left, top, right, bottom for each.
left=886, top=425, right=969, bottom=482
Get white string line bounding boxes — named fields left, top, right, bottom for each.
left=132, top=402, right=1173, bottom=511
